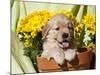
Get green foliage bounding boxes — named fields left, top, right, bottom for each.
left=82, top=5, right=87, bottom=19
left=71, top=5, right=80, bottom=17
left=15, top=0, right=20, bottom=31
left=79, top=5, right=87, bottom=48
left=11, top=0, right=14, bottom=8
left=23, top=32, right=43, bottom=72
left=78, top=25, right=85, bottom=48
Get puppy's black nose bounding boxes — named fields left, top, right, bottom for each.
left=62, top=33, right=69, bottom=38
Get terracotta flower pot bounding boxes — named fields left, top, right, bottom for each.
left=37, top=56, right=63, bottom=72
left=89, top=48, right=96, bottom=69
left=67, top=48, right=92, bottom=70
left=36, top=48, right=93, bottom=72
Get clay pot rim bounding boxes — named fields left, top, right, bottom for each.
left=76, top=48, right=92, bottom=55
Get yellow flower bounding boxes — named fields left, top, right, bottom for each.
left=24, top=40, right=32, bottom=47
left=31, top=31, right=37, bottom=38
left=82, top=14, right=95, bottom=26
left=24, top=33, right=31, bottom=39
left=75, top=23, right=84, bottom=32
left=87, top=42, right=95, bottom=49
left=16, top=10, right=75, bottom=38
left=16, top=10, right=76, bottom=47
left=82, top=14, right=96, bottom=35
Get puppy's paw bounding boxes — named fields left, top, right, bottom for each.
left=64, top=49, right=76, bottom=62
left=41, top=51, right=51, bottom=61
left=52, top=51, right=65, bottom=65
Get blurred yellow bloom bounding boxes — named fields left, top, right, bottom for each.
left=24, top=40, right=32, bottom=47
left=75, top=23, right=84, bottom=32
left=16, top=10, right=77, bottom=47
left=24, top=33, right=31, bottom=39
left=82, top=14, right=96, bottom=35
left=16, top=10, right=75, bottom=38
left=31, top=31, right=37, bottom=38
left=87, top=42, right=95, bottom=49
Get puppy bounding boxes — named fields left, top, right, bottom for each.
left=41, top=14, right=77, bottom=65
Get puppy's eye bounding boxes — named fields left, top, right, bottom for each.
left=55, top=27, right=59, bottom=30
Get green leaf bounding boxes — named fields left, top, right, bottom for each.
left=78, top=25, right=85, bottom=48
left=11, top=0, right=14, bottom=8
left=24, top=49, right=31, bottom=57
left=78, top=5, right=87, bottom=48
left=11, top=31, right=36, bottom=73
left=71, top=5, right=80, bottom=17
left=15, top=0, right=20, bottom=30
left=30, top=50, right=39, bottom=61
left=81, top=5, right=87, bottom=19
left=23, top=2, right=27, bottom=15
left=12, top=55, right=24, bottom=74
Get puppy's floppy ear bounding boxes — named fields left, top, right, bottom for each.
left=68, top=20, right=74, bottom=29
left=71, top=21, right=75, bottom=38
left=68, top=20, right=75, bottom=38
left=42, top=23, right=51, bottom=40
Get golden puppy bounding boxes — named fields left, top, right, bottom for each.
left=41, top=14, right=76, bottom=65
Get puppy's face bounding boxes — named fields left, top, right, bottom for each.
left=42, top=14, right=74, bottom=49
